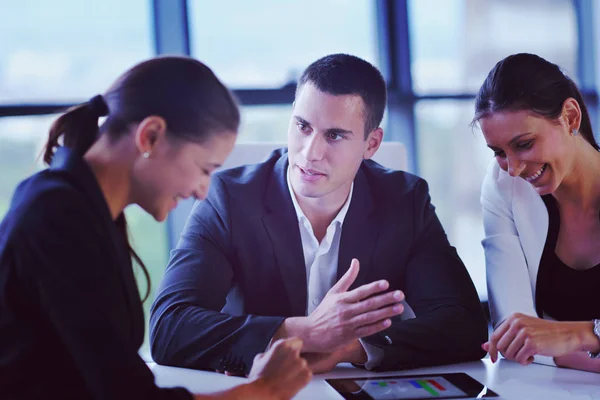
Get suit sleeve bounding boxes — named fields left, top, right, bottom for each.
left=480, top=162, right=556, bottom=367
left=362, top=178, right=488, bottom=370
left=20, top=190, right=191, bottom=400
left=150, top=176, right=284, bottom=374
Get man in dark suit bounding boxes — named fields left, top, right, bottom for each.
left=150, top=54, right=487, bottom=374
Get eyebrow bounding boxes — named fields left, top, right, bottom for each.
left=293, top=115, right=354, bottom=136
left=487, top=132, right=533, bottom=150
left=508, top=132, right=533, bottom=145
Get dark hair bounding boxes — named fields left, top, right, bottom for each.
left=297, top=53, right=387, bottom=137
left=43, top=56, right=240, bottom=301
left=473, top=53, right=599, bottom=151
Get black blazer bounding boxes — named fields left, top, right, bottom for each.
left=0, top=148, right=190, bottom=400
left=150, top=148, right=487, bottom=374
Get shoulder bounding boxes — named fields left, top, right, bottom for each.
left=6, top=170, right=95, bottom=237
left=361, top=159, right=427, bottom=201
left=209, top=148, right=284, bottom=199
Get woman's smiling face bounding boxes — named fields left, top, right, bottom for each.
left=480, top=108, right=578, bottom=196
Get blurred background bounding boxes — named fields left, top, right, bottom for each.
left=1, top=0, right=599, bottom=356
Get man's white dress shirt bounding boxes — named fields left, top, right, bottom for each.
left=286, top=166, right=384, bottom=369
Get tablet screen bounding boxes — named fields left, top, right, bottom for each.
left=353, top=376, right=466, bottom=399
left=327, top=373, right=498, bottom=399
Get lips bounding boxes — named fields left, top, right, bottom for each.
left=298, top=165, right=325, bottom=176
left=522, top=164, right=547, bottom=183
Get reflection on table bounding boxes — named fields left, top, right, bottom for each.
left=149, top=358, right=600, bottom=400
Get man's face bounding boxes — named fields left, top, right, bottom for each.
left=287, top=83, right=380, bottom=205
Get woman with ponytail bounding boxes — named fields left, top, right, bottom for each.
left=473, top=53, right=600, bottom=373
left=0, top=56, right=311, bottom=399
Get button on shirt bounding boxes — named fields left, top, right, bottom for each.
left=286, top=166, right=384, bottom=368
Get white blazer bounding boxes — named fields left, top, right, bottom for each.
left=481, top=160, right=556, bottom=366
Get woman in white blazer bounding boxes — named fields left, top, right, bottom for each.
left=474, top=53, right=600, bottom=373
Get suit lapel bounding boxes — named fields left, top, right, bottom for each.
left=337, top=167, right=379, bottom=289
left=262, top=154, right=308, bottom=316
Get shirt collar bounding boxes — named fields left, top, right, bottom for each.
left=286, top=165, right=353, bottom=227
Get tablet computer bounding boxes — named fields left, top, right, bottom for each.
left=326, top=372, right=498, bottom=399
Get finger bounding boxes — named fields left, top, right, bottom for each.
left=283, top=337, right=304, bottom=353
left=349, top=290, right=403, bottom=313
left=343, top=280, right=390, bottom=303
left=329, top=259, right=359, bottom=294
left=481, top=342, right=489, bottom=352
left=354, top=318, right=392, bottom=338
left=514, top=341, right=535, bottom=366
left=496, top=325, right=518, bottom=357
left=504, top=331, right=526, bottom=361
left=488, top=320, right=512, bottom=362
left=349, top=303, right=403, bottom=329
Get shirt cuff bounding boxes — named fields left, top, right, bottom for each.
left=358, top=339, right=385, bottom=370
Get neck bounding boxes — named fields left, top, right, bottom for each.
left=295, top=182, right=352, bottom=234
left=553, top=140, right=600, bottom=213
left=83, top=136, right=132, bottom=220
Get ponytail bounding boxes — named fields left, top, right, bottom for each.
left=44, top=95, right=152, bottom=302
left=44, top=95, right=108, bottom=165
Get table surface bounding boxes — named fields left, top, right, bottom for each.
left=149, top=358, right=600, bottom=399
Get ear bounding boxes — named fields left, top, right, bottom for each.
left=133, top=116, right=167, bottom=156
left=363, top=127, right=383, bottom=160
left=561, top=98, right=582, bottom=133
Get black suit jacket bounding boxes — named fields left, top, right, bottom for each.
left=0, top=148, right=190, bottom=400
left=150, top=148, right=487, bottom=373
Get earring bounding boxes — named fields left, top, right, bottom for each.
left=143, top=151, right=150, bottom=158
left=572, top=128, right=579, bottom=136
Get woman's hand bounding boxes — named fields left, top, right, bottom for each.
left=302, top=340, right=368, bottom=374
left=482, top=313, right=597, bottom=365
left=246, top=337, right=312, bottom=399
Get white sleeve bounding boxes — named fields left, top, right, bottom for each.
left=358, top=340, right=385, bottom=370
left=480, top=162, right=556, bottom=367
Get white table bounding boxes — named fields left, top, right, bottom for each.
left=149, top=358, right=600, bottom=399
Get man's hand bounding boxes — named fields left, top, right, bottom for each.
left=483, top=313, right=600, bottom=365
left=273, top=259, right=404, bottom=353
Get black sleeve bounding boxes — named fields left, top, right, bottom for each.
left=363, top=179, right=488, bottom=370
left=150, top=176, right=284, bottom=374
left=19, top=189, right=192, bottom=400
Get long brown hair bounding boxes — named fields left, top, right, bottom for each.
left=43, top=56, right=240, bottom=301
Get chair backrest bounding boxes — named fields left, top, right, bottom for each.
left=167, top=142, right=407, bottom=247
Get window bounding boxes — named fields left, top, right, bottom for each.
left=128, top=206, right=169, bottom=359
left=188, top=0, right=378, bottom=88
left=414, top=100, right=489, bottom=297
left=0, top=116, right=55, bottom=217
left=0, top=0, right=153, bottom=103
left=409, top=0, right=577, bottom=94
left=238, top=105, right=293, bottom=142
left=408, top=0, right=578, bottom=299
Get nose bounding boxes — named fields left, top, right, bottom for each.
left=302, top=133, right=325, bottom=162
left=507, top=155, right=525, bottom=177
